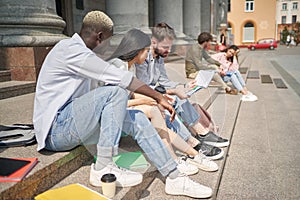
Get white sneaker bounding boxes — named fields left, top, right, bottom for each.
left=89, top=163, right=143, bottom=187
left=241, top=93, right=258, bottom=102
left=187, top=153, right=218, bottom=172
left=176, top=157, right=199, bottom=176
left=165, top=173, right=212, bottom=198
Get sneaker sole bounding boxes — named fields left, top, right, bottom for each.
left=187, top=159, right=218, bottom=172
left=165, top=189, right=212, bottom=198
left=203, top=140, right=230, bottom=148
left=89, top=178, right=143, bottom=188
left=203, top=148, right=224, bottom=160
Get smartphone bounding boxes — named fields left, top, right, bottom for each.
left=186, top=86, right=202, bottom=97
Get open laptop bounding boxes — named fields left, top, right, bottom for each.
left=186, top=70, right=215, bottom=97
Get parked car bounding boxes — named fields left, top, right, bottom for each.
left=248, top=38, right=278, bottom=50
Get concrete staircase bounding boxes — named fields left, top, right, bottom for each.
left=0, top=55, right=246, bottom=200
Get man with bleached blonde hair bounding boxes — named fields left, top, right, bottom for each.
left=33, top=10, right=180, bottom=189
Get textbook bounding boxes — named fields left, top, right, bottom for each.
left=186, top=70, right=215, bottom=96
left=112, top=151, right=150, bottom=172
left=0, top=157, right=38, bottom=182
left=35, top=183, right=109, bottom=200
left=94, top=151, right=150, bottom=173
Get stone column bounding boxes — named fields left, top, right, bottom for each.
left=0, top=0, right=66, bottom=47
left=183, top=0, right=202, bottom=40
left=0, top=0, right=66, bottom=81
left=105, top=0, right=149, bottom=33
left=153, top=0, right=184, bottom=38
left=153, top=0, right=188, bottom=58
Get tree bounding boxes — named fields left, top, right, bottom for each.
left=281, top=26, right=289, bottom=44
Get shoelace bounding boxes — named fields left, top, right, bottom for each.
left=109, top=163, right=131, bottom=174
left=179, top=173, right=198, bottom=186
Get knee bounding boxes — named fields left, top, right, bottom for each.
left=113, top=86, right=128, bottom=97
left=95, top=85, right=127, bottom=99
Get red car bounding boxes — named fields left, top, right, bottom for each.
left=248, top=38, right=278, bottom=50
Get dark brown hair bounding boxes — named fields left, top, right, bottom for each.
left=197, top=32, right=213, bottom=44
left=151, top=22, right=176, bottom=42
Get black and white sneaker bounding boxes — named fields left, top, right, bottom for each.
left=196, top=131, right=229, bottom=148
left=193, top=142, right=224, bottom=160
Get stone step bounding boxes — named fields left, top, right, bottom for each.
left=0, top=81, right=36, bottom=100
left=0, top=70, right=11, bottom=82
left=40, top=86, right=221, bottom=200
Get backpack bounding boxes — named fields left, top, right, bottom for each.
left=0, top=124, right=36, bottom=147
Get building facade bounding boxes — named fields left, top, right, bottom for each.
left=228, top=0, right=277, bottom=45
left=276, top=0, right=300, bottom=42
left=0, top=0, right=227, bottom=81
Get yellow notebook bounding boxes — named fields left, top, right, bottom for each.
left=35, top=183, right=109, bottom=200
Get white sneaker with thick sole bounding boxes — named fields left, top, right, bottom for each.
left=241, top=93, right=258, bottom=102
left=187, top=153, right=218, bottom=172
left=165, top=173, right=212, bottom=198
left=89, top=163, right=143, bottom=187
left=176, top=157, right=199, bottom=176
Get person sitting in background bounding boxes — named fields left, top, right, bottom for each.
left=102, top=28, right=219, bottom=173
left=185, top=32, right=237, bottom=95
left=135, top=23, right=229, bottom=153
left=211, top=45, right=258, bottom=102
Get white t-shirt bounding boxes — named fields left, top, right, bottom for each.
left=33, top=33, right=133, bottom=151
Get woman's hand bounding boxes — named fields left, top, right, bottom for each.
left=163, top=94, right=176, bottom=104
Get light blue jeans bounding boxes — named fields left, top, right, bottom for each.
left=45, top=86, right=176, bottom=176
left=222, top=70, right=246, bottom=92
left=165, top=113, right=193, bottom=141
left=122, top=109, right=177, bottom=176
left=173, top=97, right=200, bottom=127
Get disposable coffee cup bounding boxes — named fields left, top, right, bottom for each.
left=101, top=173, right=116, bottom=198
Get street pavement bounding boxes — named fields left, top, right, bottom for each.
left=216, top=46, right=300, bottom=200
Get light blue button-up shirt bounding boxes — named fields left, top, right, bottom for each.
left=33, top=33, right=133, bottom=151
left=135, top=51, right=179, bottom=89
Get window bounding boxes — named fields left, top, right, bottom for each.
left=243, top=22, right=254, bottom=42
left=245, top=0, right=254, bottom=12
left=76, top=0, right=84, bottom=10
left=228, top=0, right=231, bottom=12
left=282, top=16, right=287, bottom=24
left=282, top=3, right=287, bottom=10
left=292, top=2, right=298, bottom=10
left=292, top=15, right=297, bottom=23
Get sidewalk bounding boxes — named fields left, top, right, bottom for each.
left=216, top=47, right=300, bottom=199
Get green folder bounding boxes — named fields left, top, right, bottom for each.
left=112, top=151, right=150, bottom=170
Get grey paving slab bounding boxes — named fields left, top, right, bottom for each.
left=238, top=67, right=248, bottom=74
left=260, top=74, right=273, bottom=83
left=273, top=78, right=288, bottom=88
left=247, top=71, right=260, bottom=79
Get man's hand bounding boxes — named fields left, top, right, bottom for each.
left=128, top=78, right=175, bottom=122
left=156, top=96, right=175, bottom=122
left=166, top=85, right=190, bottom=100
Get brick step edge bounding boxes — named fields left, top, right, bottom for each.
left=0, top=82, right=36, bottom=100
left=0, top=146, right=93, bottom=200
left=0, top=70, right=11, bottom=82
